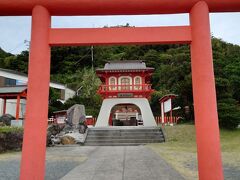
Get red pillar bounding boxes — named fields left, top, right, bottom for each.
left=170, top=101, right=173, bottom=124
left=190, top=1, right=224, bottom=180
left=16, top=95, right=20, bottom=119
left=3, top=98, right=6, bottom=114
left=109, top=113, right=113, bottom=126
left=20, top=5, right=51, bottom=180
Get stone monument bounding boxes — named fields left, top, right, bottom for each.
left=66, top=104, right=86, bottom=129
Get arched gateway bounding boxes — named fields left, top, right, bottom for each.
left=96, top=98, right=156, bottom=127
left=1, top=0, right=239, bottom=179
left=95, top=61, right=156, bottom=127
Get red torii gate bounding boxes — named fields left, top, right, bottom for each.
left=1, top=0, right=240, bottom=180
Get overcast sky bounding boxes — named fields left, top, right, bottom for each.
left=0, top=13, right=239, bottom=54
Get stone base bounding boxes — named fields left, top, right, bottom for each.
left=11, top=120, right=24, bottom=127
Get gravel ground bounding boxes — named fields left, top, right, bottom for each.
left=0, top=159, right=79, bottom=180
left=223, top=166, right=240, bottom=180
left=0, top=146, right=96, bottom=180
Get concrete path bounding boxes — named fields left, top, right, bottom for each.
left=60, top=146, right=184, bottom=180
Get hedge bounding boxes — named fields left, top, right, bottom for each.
left=0, top=126, right=23, bottom=153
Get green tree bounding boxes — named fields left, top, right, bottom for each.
left=1, top=35, right=240, bottom=129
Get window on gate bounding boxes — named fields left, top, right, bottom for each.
left=109, top=77, right=117, bottom=90
left=134, top=76, right=142, bottom=90
left=121, top=77, right=131, bottom=90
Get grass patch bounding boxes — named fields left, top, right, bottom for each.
left=220, top=129, right=240, bottom=169
left=0, top=126, right=23, bottom=133
left=163, top=124, right=197, bottom=152
left=220, top=129, right=240, bottom=152
left=148, top=124, right=240, bottom=180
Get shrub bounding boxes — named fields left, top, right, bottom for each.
left=0, top=126, right=23, bottom=153
left=218, top=98, right=240, bottom=129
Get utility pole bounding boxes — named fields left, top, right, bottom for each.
left=91, top=45, right=94, bottom=71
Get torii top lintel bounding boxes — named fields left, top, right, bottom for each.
left=0, top=0, right=240, bottom=16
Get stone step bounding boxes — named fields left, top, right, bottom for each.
left=86, top=135, right=164, bottom=140
left=87, top=129, right=162, bottom=133
left=83, top=143, right=148, bottom=146
left=87, top=132, right=164, bottom=136
left=84, top=127, right=165, bottom=146
left=87, top=128, right=163, bottom=133
left=85, top=138, right=164, bottom=143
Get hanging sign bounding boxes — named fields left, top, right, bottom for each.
left=164, top=99, right=172, bottom=113
left=118, top=93, right=133, bottom=98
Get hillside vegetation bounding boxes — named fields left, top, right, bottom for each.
left=0, top=36, right=240, bottom=129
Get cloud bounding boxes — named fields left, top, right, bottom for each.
left=0, top=16, right=31, bottom=54
left=0, top=13, right=239, bottom=54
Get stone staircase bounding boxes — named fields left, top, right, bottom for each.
left=84, top=127, right=165, bottom=146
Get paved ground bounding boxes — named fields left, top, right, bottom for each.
left=0, top=145, right=239, bottom=179
left=60, top=146, right=184, bottom=180
left=0, top=146, right=184, bottom=180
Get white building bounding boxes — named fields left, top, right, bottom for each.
left=0, top=68, right=75, bottom=118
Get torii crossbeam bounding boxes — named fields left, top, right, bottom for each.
left=1, top=0, right=240, bottom=180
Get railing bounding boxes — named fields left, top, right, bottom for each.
left=48, top=117, right=55, bottom=124
left=48, top=117, right=97, bottom=126
left=98, top=84, right=152, bottom=92
left=155, top=116, right=181, bottom=125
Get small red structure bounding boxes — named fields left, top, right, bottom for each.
left=0, top=86, right=27, bottom=120
left=52, top=110, right=67, bottom=124
left=85, top=116, right=97, bottom=126
left=159, top=94, right=178, bottom=125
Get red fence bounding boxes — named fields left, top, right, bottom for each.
left=49, top=116, right=179, bottom=126
left=48, top=117, right=97, bottom=126
left=48, top=118, right=55, bottom=125
left=155, top=116, right=180, bottom=125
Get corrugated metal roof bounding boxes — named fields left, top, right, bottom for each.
left=103, top=60, right=147, bottom=70
left=0, top=68, right=27, bottom=77
left=0, top=86, right=27, bottom=94
left=0, top=68, right=67, bottom=90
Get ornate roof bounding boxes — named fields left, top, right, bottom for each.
left=96, top=60, right=154, bottom=71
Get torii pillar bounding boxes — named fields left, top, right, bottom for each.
left=190, top=2, right=223, bottom=180
left=20, top=6, right=51, bottom=180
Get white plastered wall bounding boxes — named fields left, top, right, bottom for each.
left=0, top=98, right=26, bottom=118
left=95, top=98, right=157, bottom=127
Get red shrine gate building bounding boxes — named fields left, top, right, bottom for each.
left=95, top=60, right=157, bottom=127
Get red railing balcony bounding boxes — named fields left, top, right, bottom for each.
left=98, top=84, right=153, bottom=93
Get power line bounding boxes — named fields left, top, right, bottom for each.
left=74, top=46, right=94, bottom=69
left=73, top=49, right=91, bottom=65
left=8, top=40, right=30, bottom=53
